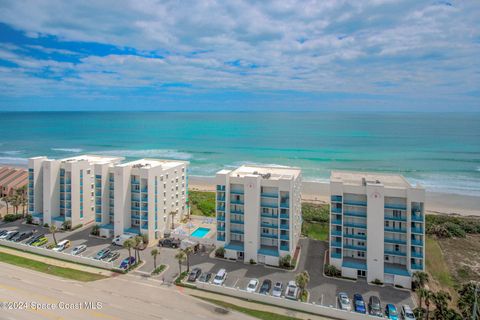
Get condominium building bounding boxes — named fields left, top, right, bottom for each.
left=28, top=155, right=124, bottom=228
left=215, top=165, right=302, bottom=266
left=28, top=155, right=189, bottom=246
left=329, top=171, right=425, bottom=289
left=107, top=158, right=188, bottom=244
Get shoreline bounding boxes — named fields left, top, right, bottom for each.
left=189, top=176, right=480, bottom=217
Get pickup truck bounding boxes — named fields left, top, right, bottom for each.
left=158, top=238, right=180, bottom=248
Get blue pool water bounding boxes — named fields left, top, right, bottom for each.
left=191, top=227, right=210, bottom=238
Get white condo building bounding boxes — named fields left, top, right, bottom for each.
left=28, top=155, right=189, bottom=245
left=215, top=165, right=302, bottom=266
left=329, top=171, right=425, bottom=289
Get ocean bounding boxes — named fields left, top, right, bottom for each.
left=0, top=111, right=479, bottom=196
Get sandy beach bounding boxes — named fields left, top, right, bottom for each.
left=189, top=176, right=480, bottom=216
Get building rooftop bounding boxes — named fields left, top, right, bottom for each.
left=117, top=158, right=187, bottom=170
left=61, top=154, right=124, bottom=164
left=227, top=165, right=301, bottom=180
left=330, top=170, right=416, bottom=189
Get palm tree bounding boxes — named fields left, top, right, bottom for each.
left=49, top=225, right=58, bottom=245
left=418, top=287, right=429, bottom=310
left=151, top=248, right=159, bottom=269
left=295, top=271, right=310, bottom=293
left=457, top=282, right=480, bottom=319
left=413, top=271, right=429, bottom=290
left=1, top=195, right=10, bottom=215
left=184, top=247, right=193, bottom=272
left=169, top=211, right=178, bottom=229
left=424, top=289, right=434, bottom=320
left=432, top=291, right=451, bottom=320
left=16, top=186, right=27, bottom=216
left=174, top=250, right=186, bottom=274
left=133, top=235, right=143, bottom=262
left=123, top=239, right=134, bottom=266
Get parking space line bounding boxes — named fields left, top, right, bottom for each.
left=320, top=293, right=324, bottom=306
left=232, top=278, right=239, bottom=288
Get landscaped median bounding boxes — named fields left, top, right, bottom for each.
left=0, top=251, right=107, bottom=281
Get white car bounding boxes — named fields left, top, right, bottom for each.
left=285, top=281, right=300, bottom=300
left=71, top=244, right=87, bottom=255
left=246, top=279, right=259, bottom=293
left=338, top=292, right=352, bottom=311
left=272, top=281, right=283, bottom=297
left=212, top=269, right=227, bottom=285
left=52, top=240, right=71, bottom=252
left=401, top=305, right=416, bottom=320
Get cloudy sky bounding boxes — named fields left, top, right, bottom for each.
left=0, top=0, right=479, bottom=111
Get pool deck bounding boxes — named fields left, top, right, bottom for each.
left=171, top=215, right=216, bottom=240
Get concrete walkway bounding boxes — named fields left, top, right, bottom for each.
left=0, top=245, right=116, bottom=277
left=180, top=286, right=334, bottom=320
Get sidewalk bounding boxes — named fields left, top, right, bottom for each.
left=181, top=287, right=334, bottom=320
left=0, top=245, right=116, bottom=277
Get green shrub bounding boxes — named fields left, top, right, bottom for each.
left=62, top=220, right=72, bottom=230
left=91, top=225, right=100, bottom=236
left=301, top=203, right=329, bottom=223
left=3, top=214, right=22, bottom=222
left=43, top=223, right=49, bottom=228
left=444, top=222, right=466, bottom=238
left=215, top=247, right=225, bottom=258
left=189, top=191, right=215, bottom=217
left=26, top=214, right=33, bottom=224
left=249, top=259, right=256, bottom=264
left=371, top=278, right=383, bottom=285
left=324, top=264, right=341, bottom=277
left=279, top=254, right=292, bottom=269
left=426, top=214, right=480, bottom=238
left=152, top=265, right=166, bottom=275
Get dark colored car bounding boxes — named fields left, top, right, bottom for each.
left=26, top=233, right=44, bottom=245
left=5, top=231, right=19, bottom=240
left=104, top=251, right=120, bottom=262
left=259, top=279, right=272, bottom=295
left=187, top=268, right=202, bottom=282
left=94, top=248, right=111, bottom=260
left=197, top=272, right=212, bottom=283
left=119, top=256, right=136, bottom=269
left=158, top=238, right=180, bottom=248
left=385, top=304, right=399, bottom=320
left=0, top=230, right=8, bottom=237
left=368, top=295, right=383, bottom=317
left=12, top=231, right=34, bottom=242
left=353, top=293, right=367, bottom=314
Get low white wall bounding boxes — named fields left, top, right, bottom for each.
left=225, top=249, right=237, bottom=260
left=0, top=239, right=114, bottom=270
left=196, top=282, right=376, bottom=320
left=394, top=274, right=411, bottom=289
left=341, top=267, right=358, bottom=279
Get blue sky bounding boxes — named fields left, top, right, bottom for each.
left=0, top=0, right=479, bottom=111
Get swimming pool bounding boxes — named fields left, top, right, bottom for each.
left=191, top=227, right=210, bottom=238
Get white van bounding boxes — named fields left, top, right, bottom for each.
left=52, top=239, right=71, bottom=252
left=112, top=233, right=135, bottom=246
left=213, top=268, right=227, bottom=285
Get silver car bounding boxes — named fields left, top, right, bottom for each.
left=338, top=292, right=352, bottom=311
left=71, top=245, right=87, bottom=255
left=401, top=305, right=416, bottom=320
left=272, top=281, right=283, bottom=297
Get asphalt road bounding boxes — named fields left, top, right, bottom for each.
left=0, top=262, right=254, bottom=320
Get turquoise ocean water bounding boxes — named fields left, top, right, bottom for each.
left=0, top=112, right=479, bottom=196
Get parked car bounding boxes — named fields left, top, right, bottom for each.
left=12, top=231, right=33, bottom=242
left=158, top=238, right=180, bottom=248
left=32, top=236, right=48, bottom=247
left=0, top=230, right=8, bottom=237
left=368, top=295, right=383, bottom=317
left=26, top=233, right=45, bottom=245
left=337, top=292, right=352, bottom=311
left=112, top=234, right=135, bottom=246
left=385, top=304, right=399, bottom=320
left=94, top=248, right=111, bottom=260
left=353, top=294, right=367, bottom=314
left=187, top=268, right=202, bottom=282
left=71, top=245, right=87, bottom=256
left=285, top=281, right=300, bottom=300
left=119, top=256, right=136, bottom=269
left=401, top=305, right=416, bottom=320
left=0, top=230, right=16, bottom=240
left=272, top=281, right=283, bottom=297
left=104, top=251, right=120, bottom=262
left=52, top=239, right=71, bottom=252
left=246, top=279, right=259, bottom=293
left=197, top=272, right=212, bottom=283
left=259, top=279, right=272, bottom=295
left=212, top=269, right=227, bottom=285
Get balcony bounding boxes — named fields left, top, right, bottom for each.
left=385, top=215, right=406, bottom=222
left=411, top=251, right=423, bottom=258
left=344, top=222, right=366, bottom=229
left=344, top=233, right=366, bottom=240
left=217, top=225, right=226, bottom=232
left=141, top=206, right=148, bottom=212
left=230, top=200, right=244, bottom=205
left=331, top=229, right=342, bottom=236
left=260, top=203, right=277, bottom=209
left=280, top=202, right=289, bottom=209
left=231, top=220, right=245, bottom=225
left=279, top=213, right=289, bottom=219
left=331, top=219, right=343, bottom=225
left=280, top=245, right=289, bottom=251
left=231, top=229, right=244, bottom=235
left=411, top=227, right=424, bottom=234
left=331, top=207, right=342, bottom=214
left=331, top=195, right=342, bottom=202
left=280, top=224, right=289, bottom=230
left=344, top=211, right=366, bottom=218
left=384, top=264, right=410, bottom=276
left=217, top=196, right=225, bottom=202
left=412, top=214, right=423, bottom=222
left=331, top=252, right=341, bottom=259
left=411, top=263, right=423, bottom=270
left=217, top=206, right=225, bottom=212
left=141, top=188, right=148, bottom=193
left=95, top=217, right=102, bottom=223
left=344, top=244, right=366, bottom=251
left=280, top=234, right=289, bottom=240
left=384, top=226, right=406, bottom=233
left=95, top=183, right=101, bottom=188
left=231, top=210, right=244, bottom=215
left=131, top=214, right=141, bottom=220
left=217, top=236, right=225, bottom=241
left=261, top=222, right=278, bottom=229
left=331, top=241, right=342, bottom=248
left=217, top=185, right=226, bottom=191
left=261, top=192, right=278, bottom=198
left=95, top=191, right=101, bottom=197
left=411, top=239, right=424, bottom=246
left=141, top=222, right=148, bottom=229
left=342, top=258, right=367, bottom=270
left=131, top=206, right=140, bottom=210
left=261, top=213, right=278, bottom=219
left=261, top=233, right=277, bottom=239
left=384, top=250, right=406, bottom=257
left=385, top=203, right=407, bottom=210
left=384, top=238, right=407, bottom=245
left=230, top=190, right=244, bottom=195
left=344, top=200, right=367, bottom=207
left=217, top=215, right=225, bottom=222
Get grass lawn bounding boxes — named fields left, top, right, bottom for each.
left=426, top=236, right=454, bottom=289
left=0, top=252, right=107, bottom=282
left=302, top=222, right=329, bottom=241
left=189, top=190, right=215, bottom=217
left=193, top=295, right=301, bottom=320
